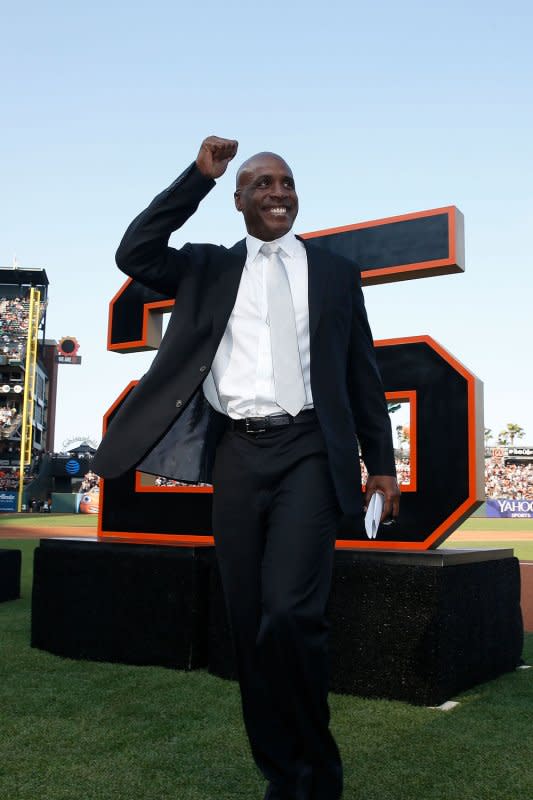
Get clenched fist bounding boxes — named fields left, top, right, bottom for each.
left=196, top=136, right=238, bottom=179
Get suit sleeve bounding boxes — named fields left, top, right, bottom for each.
left=347, top=267, right=396, bottom=477
left=115, top=162, right=216, bottom=296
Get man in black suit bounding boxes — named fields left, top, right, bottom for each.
left=93, top=136, right=400, bottom=800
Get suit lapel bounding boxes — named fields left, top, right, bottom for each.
left=301, top=239, right=329, bottom=340
left=211, top=239, right=247, bottom=343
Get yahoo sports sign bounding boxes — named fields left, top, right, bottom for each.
left=487, top=498, right=533, bottom=519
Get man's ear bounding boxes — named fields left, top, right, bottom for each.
left=234, top=190, right=242, bottom=212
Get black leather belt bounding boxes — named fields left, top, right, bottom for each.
left=229, top=409, right=317, bottom=434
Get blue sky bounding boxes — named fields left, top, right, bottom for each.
left=2, top=0, right=532, bottom=448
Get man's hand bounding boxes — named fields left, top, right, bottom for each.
left=365, top=475, right=400, bottom=523
left=196, top=136, right=238, bottom=179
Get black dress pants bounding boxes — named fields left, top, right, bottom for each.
left=212, top=420, right=343, bottom=800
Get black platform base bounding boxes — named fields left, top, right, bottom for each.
left=31, top=540, right=524, bottom=705
left=31, top=539, right=209, bottom=668
left=0, top=548, right=21, bottom=602
left=208, top=549, right=524, bottom=706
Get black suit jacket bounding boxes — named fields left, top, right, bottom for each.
left=92, top=163, right=396, bottom=516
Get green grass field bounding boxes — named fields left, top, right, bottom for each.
left=459, top=517, right=533, bottom=532
left=441, top=540, right=533, bottom=561
left=442, top=516, right=533, bottom=561
left=0, top=512, right=97, bottom=529
left=0, top=538, right=532, bottom=800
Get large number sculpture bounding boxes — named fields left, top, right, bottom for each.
left=35, top=206, right=522, bottom=707
left=98, top=205, right=484, bottom=548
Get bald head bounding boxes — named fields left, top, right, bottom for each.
left=236, top=152, right=293, bottom=190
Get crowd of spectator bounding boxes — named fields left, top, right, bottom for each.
left=0, top=468, right=33, bottom=490
left=0, top=295, right=47, bottom=362
left=151, top=459, right=414, bottom=489
left=360, top=456, right=411, bottom=487
left=394, top=458, right=410, bottom=485
left=148, top=457, right=533, bottom=501
left=485, top=456, right=533, bottom=500
left=0, top=470, right=20, bottom=490
left=0, top=296, right=29, bottom=360
left=154, top=476, right=211, bottom=487
left=79, top=470, right=99, bottom=493
left=0, top=405, right=20, bottom=431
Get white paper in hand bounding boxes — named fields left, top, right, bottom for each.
left=365, top=492, right=384, bottom=539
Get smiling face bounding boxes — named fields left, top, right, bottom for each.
left=234, top=152, right=299, bottom=241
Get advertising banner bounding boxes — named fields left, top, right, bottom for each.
left=0, top=491, right=17, bottom=512
left=486, top=498, right=533, bottom=519
left=507, top=447, right=533, bottom=461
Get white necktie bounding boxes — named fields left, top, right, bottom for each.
left=261, top=242, right=306, bottom=417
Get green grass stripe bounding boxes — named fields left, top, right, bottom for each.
left=459, top=517, right=533, bottom=531
left=440, top=540, right=533, bottom=562
left=0, top=513, right=97, bottom=529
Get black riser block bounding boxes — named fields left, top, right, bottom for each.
left=0, top=549, right=21, bottom=603
left=208, top=555, right=524, bottom=706
left=31, top=542, right=209, bottom=669
left=329, top=557, right=523, bottom=705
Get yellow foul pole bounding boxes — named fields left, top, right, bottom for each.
left=17, top=288, right=41, bottom=512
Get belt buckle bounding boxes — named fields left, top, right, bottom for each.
left=246, top=416, right=267, bottom=434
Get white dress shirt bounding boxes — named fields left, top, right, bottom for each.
left=202, top=229, right=314, bottom=419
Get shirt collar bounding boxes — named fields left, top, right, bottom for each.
left=246, top=229, right=301, bottom=265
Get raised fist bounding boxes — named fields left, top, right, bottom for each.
left=196, top=136, right=238, bottom=179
